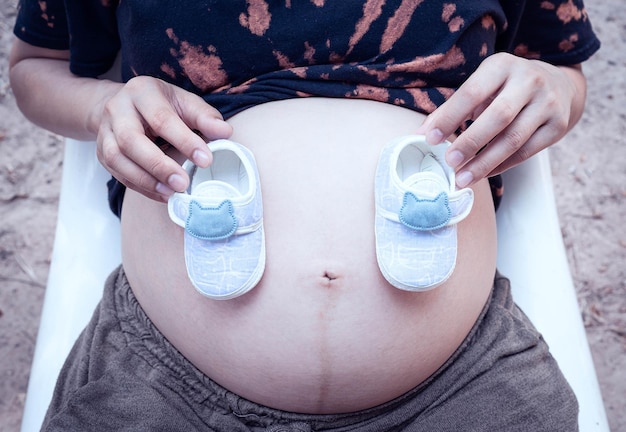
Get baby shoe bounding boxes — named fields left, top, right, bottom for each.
left=168, top=139, right=265, bottom=300
left=374, top=135, right=474, bottom=291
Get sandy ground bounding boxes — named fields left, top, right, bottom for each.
left=0, top=0, right=624, bottom=431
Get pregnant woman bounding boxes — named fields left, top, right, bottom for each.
left=10, top=1, right=599, bottom=430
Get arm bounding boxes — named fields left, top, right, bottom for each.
left=9, top=39, right=232, bottom=201
left=9, top=40, right=113, bottom=140
left=416, top=53, right=587, bottom=188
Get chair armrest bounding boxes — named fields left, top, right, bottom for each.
left=497, top=150, right=609, bottom=431
left=20, top=140, right=121, bottom=432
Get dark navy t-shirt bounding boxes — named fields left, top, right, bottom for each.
left=14, top=0, right=600, bottom=216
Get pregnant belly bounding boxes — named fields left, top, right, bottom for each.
left=121, top=98, right=497, bottom=413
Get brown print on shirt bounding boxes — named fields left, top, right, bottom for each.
left=380, top=0, right=424, bottom=52
left=386, top=45, right=467, bottom=75
left=347, top=0, right=386, bottom=56
left=348, top=84, right=391, bottom=104
left=37, top=1, right=55, bottom=28
left=273, top=50, right=296, bottom=69
left=239, top=0, right=272, bottom=36
left=442, top=3, right=465, bottom=32
left=541, top=0, right=588, bottom=24
left=405, top=88, right=438, bottom=113
left=559, top=33, right=579, bottom=52
left=286, top=0, right=325, bottom=7
left=479, top=16, right=496, bottom=56
left=166, top=28, right=228, bottom=92
left=556, top=0, right=587, bottom=23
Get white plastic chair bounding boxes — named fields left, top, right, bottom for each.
left=20, top=139, right=609, bottom=431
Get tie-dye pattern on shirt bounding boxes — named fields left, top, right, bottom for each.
left=16, top=0, right=600, bottom=119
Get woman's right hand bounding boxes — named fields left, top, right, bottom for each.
left=96, top=76, right=233, bottom=202
left=10, top=40, right=232, bottom=202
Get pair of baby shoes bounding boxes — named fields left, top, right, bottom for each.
left=168, top=135, right=474, bottom=300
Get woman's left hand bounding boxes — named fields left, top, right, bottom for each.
left=416, top=52, right=586, bottom=188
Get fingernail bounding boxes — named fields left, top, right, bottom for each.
left=447, top=150, right=464, bottom=169
left=155, top=182, right=175, bottom=196
left=192, top=149, right=210, bottom=167
left=167, top=173, right=187, bottom=192
left=456, top=171, right=474, bottom=188
left=425, top=128, right=444, bottom=145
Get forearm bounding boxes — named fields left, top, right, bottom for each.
left=9, top=55, right=121, bottom=140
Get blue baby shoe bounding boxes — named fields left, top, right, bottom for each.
left=168, top=139, right=265, bottom=300
left=375, top=135, right=474, bottom=291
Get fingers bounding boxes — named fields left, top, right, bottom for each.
left=417, top=55, right=514, bottom=145
left=484, top=114, right=569, bottom=177
left=133, top=80, right=232, bottom=167
left=97, top=76, right=233, bottom=201
left=452, top=110, right=542, bottom=186
left=417, top=53, right=574, bottom=187
left=445, top=87, right=536, bottom=187
left=97, top=125, right=180, bottom=202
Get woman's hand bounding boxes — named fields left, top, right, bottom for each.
left=416, top=52, right=587, bottom=188
left=96, top=76, right=233, bottom=202
left=10, top=40, right=232, bottom=202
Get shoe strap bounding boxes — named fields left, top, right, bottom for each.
left=378, top=186, right=474, bottom=229
left=186, top=199, right=238, bottom=240
left=169, top=180, right=263, bottom=238
left=399, top=191, right=451, bottom=231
